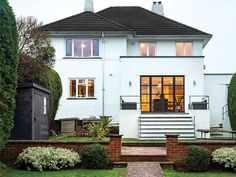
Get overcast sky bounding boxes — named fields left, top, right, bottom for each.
left=8, top=0, right=236, bottom=74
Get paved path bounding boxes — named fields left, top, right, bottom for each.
left=122, top=147, right=166, bottom=156
left=126, top=162, right=164, bottom=177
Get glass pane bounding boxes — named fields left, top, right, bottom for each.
left=163, top=77, right=173, bottom=85
left=93, top=39, right=99, bottom=56
left=141, top=95, right=150, bottom=102
left=83, top=40, right=92, bottom=57
left=69, top=80, right=76, bottom=97
left=141, top=103, right=150, bottom=112
left=152, top=77, right=161, bottom=85
left=78, top=80, right=86, bottom=97
left=185, top=42, right=192, bottom=56
left=175, top=86, right=184, bottom=95
left=165, top=95, right=174, bottom=102
left=74, top=39, right=82, bottom=57
left=163, top=86, right=173, bottom=94
left=66, top=39, right=72, bottom=56
left=149, top=43, right=156, bottom=56
left=141, top=86, right=150, bottom=94
left=141, top=77, right=149, bottom=85
left=88, top=80, right=94, bottom=97
left=152, top=85, right=161, bottom=94
left=176, top=42, right=184, bottom=56
left=140, top=43, right=147, bottom=56
left=175, top=77, right=184, bottom=85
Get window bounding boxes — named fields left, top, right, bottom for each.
left=69, top=79, right=95, bottom=98
left=66, top=39, right=99, bottom=58
left=140, top=42, right=157, bottom=56
left=176, top=42, right=192, bottom=56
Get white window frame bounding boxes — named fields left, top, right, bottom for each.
left=139, top=42, right=157, bottom=56
left=176, top=41, right=193, bottom=56
left=65, top=39, right=99, bottom=58
left=68, top=78, right=95, bottom=98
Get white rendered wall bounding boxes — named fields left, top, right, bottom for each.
left=204, top=74, right=233, bottom=127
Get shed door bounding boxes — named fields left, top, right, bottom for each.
left=34, top=92, right=49, bottom=140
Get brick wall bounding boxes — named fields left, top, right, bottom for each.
left=166, top=135, right=236, bottom=166
left=0, top=135, right=122, bottom=165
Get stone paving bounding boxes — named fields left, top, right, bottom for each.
left=126, top=162, right=164, bottom=177
left=122, top=147, right=167, bottom=156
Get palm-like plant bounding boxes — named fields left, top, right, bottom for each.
left=100, top=116, right=112, bottom=134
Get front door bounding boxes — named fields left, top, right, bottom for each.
left=141, top=76, right=185, bottom=113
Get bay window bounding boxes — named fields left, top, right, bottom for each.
left=66, top=39, right=99, bottom=58
left=176, top=42, right=192, bottom=56
left=69, top=79, right=95, bottom=98
left=140, top=42, right=157, bottom=56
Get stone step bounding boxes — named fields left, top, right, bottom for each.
left=121, top=155, right=168, bottom=162
left=113, top=161, right=174, bottom=169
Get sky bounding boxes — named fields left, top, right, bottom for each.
left=8, top=0, right=236, bottom=74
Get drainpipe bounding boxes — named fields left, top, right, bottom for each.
left=102, top=32, right=105, bottom=116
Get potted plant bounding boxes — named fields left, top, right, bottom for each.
left=175, top=96, right=184, bottom=112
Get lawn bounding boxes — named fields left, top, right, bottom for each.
left=0, top=168, right=126, bottom=177
left=164, top=169, right=236, bottom=177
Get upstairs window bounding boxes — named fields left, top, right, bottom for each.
left=69, top=79, right=95, bottom=98
left=176, top=42, right=192, bottom=56
left=140, top=42, right=157, bottom=56
left=66, top=39, right=99, bottom=58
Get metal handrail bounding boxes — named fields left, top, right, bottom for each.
left=222, top=104, right=228, bottom=121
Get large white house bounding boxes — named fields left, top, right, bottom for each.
left=42, top=1, right=233, bottom=139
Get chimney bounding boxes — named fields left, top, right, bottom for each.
left=84, top=0, right=94, bottom=12
left=152, top=1, right=164, bottom=16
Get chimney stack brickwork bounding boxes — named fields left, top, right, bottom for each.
left=152, top=1, right=164, bottom=16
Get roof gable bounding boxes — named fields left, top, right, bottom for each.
left=41, top=11, right=131, bottom=32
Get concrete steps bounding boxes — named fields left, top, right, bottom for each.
left=139, top=114, right=195, bottom=140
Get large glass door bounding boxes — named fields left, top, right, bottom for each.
left=141, top=76, right=184, bottom=113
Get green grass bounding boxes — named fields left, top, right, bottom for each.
left=164, top=169, right=236, bottom=177
left=0, top=168, right=126, bottom=177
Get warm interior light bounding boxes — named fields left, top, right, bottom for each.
left=81, top=44, right=86, bottom=48
left=140, top=43, right=145, bottom=48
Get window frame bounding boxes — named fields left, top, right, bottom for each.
left=65, top=39, right=99, bottom=58
left=68, top=78, right=95, bottom=99
left=139, top=42, right=157, bottom=56
left=176, top=41, right=193, bottom=56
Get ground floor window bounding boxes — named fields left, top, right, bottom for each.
left=69, top=79, right=95, bottom=98
left=141, top=76, right=184, bottom=112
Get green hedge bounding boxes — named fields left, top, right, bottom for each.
left=0, top=0, right=18, bottom=150
left=228, top=73, right=236, bottom=130
left=39, top=68, right=62, bottom=129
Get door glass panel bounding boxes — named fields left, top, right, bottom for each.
left=141, top=95, right=150, bottom=102
left=152, top=86, right=161, bottom=94
left=163, top=86, right=173, bottom=95
left=176, top=77, right=184, bottom=85
left=141, top=86, right=150, bottom=94
left=175, top=86, right=184, bottom=95
left=141, top=77, right=150, bottom=85
left=141, top=103, right=150, bottom=112
left=152, top=77, right=161, bottom=85
left=163, top=77, right=173, bottom=85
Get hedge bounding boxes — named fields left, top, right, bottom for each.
left=228, top=73, right=236, bottom=130
left=0, top=0, right=19, bottom=150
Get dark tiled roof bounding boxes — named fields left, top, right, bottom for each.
left=97, top=6, right=210, bottom=35
left=41, top=11, right=131, bottom=32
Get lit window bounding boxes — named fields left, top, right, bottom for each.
left=176, top=42, right=192, bottom=56
left=69, top=79, right=95, bottom=98
left=140, top=42, right=157, bottom=56
left=66, top=39, right=99, bottom=58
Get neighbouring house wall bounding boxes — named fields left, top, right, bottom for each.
left=166, top=135, right=236, bottom=166
left=204, top=74, right=233, bottom=127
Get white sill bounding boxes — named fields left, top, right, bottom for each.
left=67, top=97, right=97, bottom=100
left=63, top=57, right=102, bottom=59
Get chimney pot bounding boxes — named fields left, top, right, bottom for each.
left=152, top=1, right=164, bottom=16
left=84, top=0, right=94, bottom=12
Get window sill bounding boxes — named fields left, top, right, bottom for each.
left=63, top=57, right=102, bottom=60
left=67, top=98, right=97, bottom=100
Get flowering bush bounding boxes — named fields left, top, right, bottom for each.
left=212, top=147, right=236, bottom=170
left=16, top=146, right=80, bottom=171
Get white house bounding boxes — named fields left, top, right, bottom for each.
left=42, top=1, right=233, bottom=139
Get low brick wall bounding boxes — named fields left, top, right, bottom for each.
left=0, top=135, right=122, bottom=165
left=166, top=135, right=236, bottom=166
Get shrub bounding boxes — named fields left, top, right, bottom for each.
left=81, top=144, right=108, bottom=169
left=185, top=145, right=211, bottom=172
left=228, top=73, right=236, bottom=130
left=212, top=147, right=236, bottom=170
left=16, top=146, right=80, bottom=171
left=0, top=0, right=19, bottom=150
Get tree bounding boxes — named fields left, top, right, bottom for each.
left=17, top=16, right=55, bottom=84
left=228, top=73, right=236, bottom=130
left=17, top=16, right=62, bottom=130
left=0, top=0, right=18, bottom=149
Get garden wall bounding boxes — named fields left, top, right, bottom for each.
left=0, top=135, right=122, bottom=165
left=166, top=135, right=236, bottom=166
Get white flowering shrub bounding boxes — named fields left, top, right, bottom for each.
left=212, top=147, right=236, bottom=170
left=16, top=146, right=81, bottom=171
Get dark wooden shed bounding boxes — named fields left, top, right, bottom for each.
left=10, top=82, right=50, bottom=140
